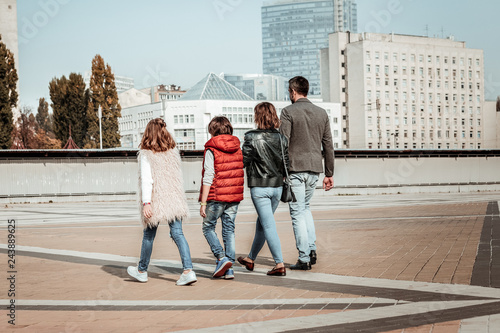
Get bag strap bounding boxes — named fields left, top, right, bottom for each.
left=279, top=134, right=290, bottom=180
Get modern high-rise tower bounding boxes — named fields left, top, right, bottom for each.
left=262, top=0, right=357, bottom=96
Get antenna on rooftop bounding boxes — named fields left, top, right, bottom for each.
left=425, top=24, right=429, bottom=37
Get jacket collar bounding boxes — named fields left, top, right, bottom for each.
left=293, top=98, right=311, bottom=104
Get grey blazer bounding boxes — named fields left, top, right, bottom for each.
left=279, top=98, right=335, bottom=177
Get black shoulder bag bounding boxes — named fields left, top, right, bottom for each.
left=279, top=135, right=296, bottom=203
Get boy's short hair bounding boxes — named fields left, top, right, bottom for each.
left=208, top=116, right=233, bottom=136
left=288, top=76, right=309, bottom=96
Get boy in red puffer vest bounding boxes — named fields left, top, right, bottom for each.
left=199, top=116, right=244, bottom=279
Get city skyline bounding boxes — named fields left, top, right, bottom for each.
left=12, top=0, right=500, bottom=110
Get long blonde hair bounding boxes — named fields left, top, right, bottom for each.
left=139, top=118, right=176, bottom=152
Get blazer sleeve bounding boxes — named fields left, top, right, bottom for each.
left=279, top=108, right=292, bottom=141
left=322, top=115, right=335, bottom=177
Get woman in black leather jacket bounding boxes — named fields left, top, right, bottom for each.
left=237, top=102, right=289, bottom=276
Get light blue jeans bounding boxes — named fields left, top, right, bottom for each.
left=138, top=219, right=193, bottom=271
left=288, top=172, right=319, bottom=263
left=248, top=186, right=284, bottom=264
left=202, top=201, right=239, bottom=263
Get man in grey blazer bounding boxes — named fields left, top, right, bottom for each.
left=280, top=76, right=335, bottom=270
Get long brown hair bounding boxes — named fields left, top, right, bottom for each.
left=254, top=102, right=280, bottom=130
left=140, top=118, right=176, bottom=152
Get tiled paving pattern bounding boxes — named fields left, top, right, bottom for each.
left=0, top=192, right=499, bottom=332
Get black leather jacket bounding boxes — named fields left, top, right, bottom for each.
left=242, top=129, right=289, bottom=187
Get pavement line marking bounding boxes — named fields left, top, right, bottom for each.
left=176, top=300, right=500, bottom=333
left=459, top=313, right=500, bottom=332
left=3, top=244, right=500, bottom=300
left=9, top=213, right=490, bottom=228
left=0, top=298, right=404, bottom=307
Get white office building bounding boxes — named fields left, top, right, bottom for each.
left=84, top=72, right=134, bottom=93
left=221, top=73, right=288, bottom=101
left=119, top=73, right=342, bottom=149
left=321, top=32, right=485, bottom=149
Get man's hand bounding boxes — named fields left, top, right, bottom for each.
left=323, top=176, right=334, bottom=191
left=200, top=205, right=207, bottom=218
left=143, top=204, right=153, bottom=219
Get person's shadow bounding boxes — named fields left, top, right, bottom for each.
left=101, top=265, right=179, bottom=283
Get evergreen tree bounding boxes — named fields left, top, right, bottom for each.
left=49, top=73, right=88, bottom=147
left=84, top=55, right=122, bottom=149
left=0, top=35, right=18, bottom=149
left=497, top=96, right=500, bottom=112
left=36, top=97, right=51, bottom=132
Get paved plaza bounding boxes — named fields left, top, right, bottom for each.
left=1, top=191, right=500, bottom=332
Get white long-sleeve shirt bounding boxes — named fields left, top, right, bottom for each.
left=140, top=154, right=153, bottom=203
left=202, top=150, right=215, bottom=186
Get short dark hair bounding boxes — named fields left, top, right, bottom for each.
left=289, top=76, right=309, bottom=96
left=254, top=102, right=280, bottom=130
left=208, top=116, right=233, bottom=136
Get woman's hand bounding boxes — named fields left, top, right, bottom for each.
left=143, top=203, right=153, bottom=219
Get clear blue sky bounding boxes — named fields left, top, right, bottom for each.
left=16, top=0, right=500, bottom=110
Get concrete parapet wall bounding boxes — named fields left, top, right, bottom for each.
left=1, top=150, right=499, bottom=203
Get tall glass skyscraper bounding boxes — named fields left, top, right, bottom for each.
left=262, top=0, right=357, bottom=95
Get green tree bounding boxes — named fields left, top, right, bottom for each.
left=36, top=97, right=51, bottom=132
left=84, top=54, right=122, bottom=149
left=49, top=73, right=88, bottom=147
left=0, top=35, right=18, bottom=149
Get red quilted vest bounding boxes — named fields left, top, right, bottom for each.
left=199, top=134, right=244, bottom=203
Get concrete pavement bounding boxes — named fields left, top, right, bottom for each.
left=1, top=192, right=500, bottom=332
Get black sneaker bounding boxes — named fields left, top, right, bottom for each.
left=290, top=260, right=311, bottom=270
left=310, top=250, right=317, bottom=265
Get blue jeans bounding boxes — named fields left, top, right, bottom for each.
left=138, top=219, right=193, bottom=271
left=248, top=187, right=284, bottom=264
left=202, top=201, right=239, bottom=263
left=288, top=172, right=319, bottom=263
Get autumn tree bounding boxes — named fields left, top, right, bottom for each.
left=84, top=54, right=122, bottom=149
left=12, top=106, right=62, bottom=149
left=0, top=35, right=18, bottom=149
left=13, top=107, right=38, bottom=149
left=49, top=73, right=88, bottom=147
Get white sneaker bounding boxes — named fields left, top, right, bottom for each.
left=127, top=266, right=148, bottom=282
left=176, top=270, right=197, bottom=286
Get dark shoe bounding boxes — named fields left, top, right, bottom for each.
left=290, top=260, right=311, bottom=270
left=237, top=256, right=254, bottom=271
left=310, top=250, right=317, bottom=265
left=267, top=266, right=286, bottom=276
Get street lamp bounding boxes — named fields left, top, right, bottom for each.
left=98, top=106, right=103, bottom=150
